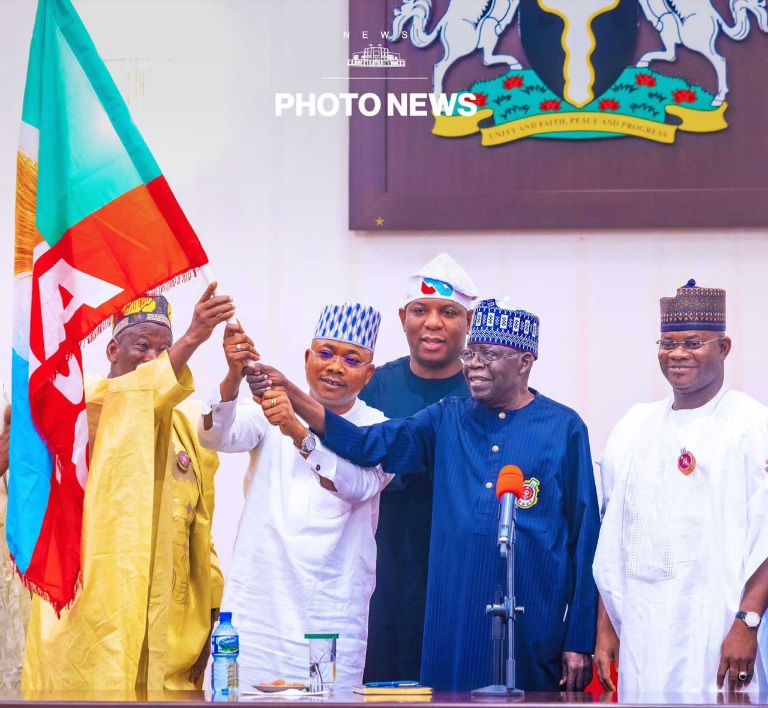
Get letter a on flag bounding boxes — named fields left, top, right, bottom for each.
left=10, top=0, right=209, bottom=612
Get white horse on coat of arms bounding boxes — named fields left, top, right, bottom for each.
left=637, top=0, right=768, bottom=106
left=390, top=0, right=522, bottom=96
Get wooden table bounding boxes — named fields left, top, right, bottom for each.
left=0, top=690, right=764, bottom=708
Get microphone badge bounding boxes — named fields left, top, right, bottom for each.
left=677, top=448, right=696, bottom=476
left=515, top=478, right=540, bottom=509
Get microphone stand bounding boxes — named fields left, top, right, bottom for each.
left=472, top=500, right=525, bottom=698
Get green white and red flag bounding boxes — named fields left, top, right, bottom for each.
left=9, top=0, right=209, bottom=612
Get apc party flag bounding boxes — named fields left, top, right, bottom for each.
left=10, top=0, right=209, bottom=612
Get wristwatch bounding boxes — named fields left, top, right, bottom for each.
left=297, top=431, right=316, bottom=455
left=736, top=611, right=762, bottom=629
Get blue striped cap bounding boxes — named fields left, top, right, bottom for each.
left=469, top=298, right=539, bottom=359
left=313, top=303, right=381, bottom=353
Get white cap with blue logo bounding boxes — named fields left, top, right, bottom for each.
left=404, top=252, right=479, bottom=311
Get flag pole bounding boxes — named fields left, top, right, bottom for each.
left=199, top=264, right=238, bottom=326
left=199, top=262, right=259, bottom=369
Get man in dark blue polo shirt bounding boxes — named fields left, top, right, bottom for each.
left=359, top=253, right=478, bottom=683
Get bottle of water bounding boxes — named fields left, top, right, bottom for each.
left=211, top=611, right=239, bottom=697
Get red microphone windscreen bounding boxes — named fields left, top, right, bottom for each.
left=496, top=465, right=525, bottom=499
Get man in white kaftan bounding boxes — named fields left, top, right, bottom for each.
left=199, top=303, right=392, bottom=688
left=593, top=280, right=768, bottom=699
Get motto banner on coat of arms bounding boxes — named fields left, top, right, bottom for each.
left=348, top=0, right=768, bottom=230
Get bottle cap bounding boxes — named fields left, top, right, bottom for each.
left=304, top=633, right=338, bottom=639
left=219, top=611, right=232, bottom=622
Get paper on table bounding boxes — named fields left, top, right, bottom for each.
left=241, top=688, right=330, bottom=699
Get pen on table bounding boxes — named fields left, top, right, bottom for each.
left=364, top=681, right=421, bottom=687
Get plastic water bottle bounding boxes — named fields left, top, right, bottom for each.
left=211, top=611, right=239, bottom=697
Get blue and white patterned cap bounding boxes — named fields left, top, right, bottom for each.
left=469, top=298, right=539, bottom=359
left=313, top=303, right=381, bottom=353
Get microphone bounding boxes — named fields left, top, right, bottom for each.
left=496, top=465, right=525, bottom=547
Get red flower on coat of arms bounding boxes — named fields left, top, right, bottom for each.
left=503, top=75, right=524, bottom=90
left=636, top=73, right=656, bottom=87
left=468, top=92, right=488, bottom=107
left=599, top=99, right=620, bottom=111
left=672, top=89, right=697, bottom=104
left=540, top=99, right=561, bottom=111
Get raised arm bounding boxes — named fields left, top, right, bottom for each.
left=260, top=388, right=393, bottom=502
left=168, top=282, right=241, bottom=377
left=249, top=365, right=438, bottom=476
left=201, top=322, right=259, bottom=432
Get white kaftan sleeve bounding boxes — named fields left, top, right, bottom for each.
left=742, top=403, right=768, bottom=582
left=198, top=396, right=268, bottom=453
left=303, top=440, right=393, bottom=503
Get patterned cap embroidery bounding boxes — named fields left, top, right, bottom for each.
left=469, top=298, right=540, bottom=359
left=313, top=303, right=381, bottom=352
left=660, top=279, right=725, bottom=332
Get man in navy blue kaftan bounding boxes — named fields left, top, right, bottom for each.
left=250, top=298, right=600, bottom=693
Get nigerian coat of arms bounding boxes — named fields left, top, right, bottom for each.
left=387, top=0, right=768, bottom=145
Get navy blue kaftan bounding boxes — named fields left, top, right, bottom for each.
left=321, top=392, right=599, bottom=692
left=359, top=356, right=469, bottom=682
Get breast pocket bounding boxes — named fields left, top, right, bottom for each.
left=472, top=485, right=498, bottom=535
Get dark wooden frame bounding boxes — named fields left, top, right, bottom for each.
left=349, top=0, right=768, bottom=231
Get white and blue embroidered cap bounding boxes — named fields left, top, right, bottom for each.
left=313, top=303, right=381, bottom=353
left=404, top=253, right=479, bottom=311
left=469, top=297, right=539, bottom=359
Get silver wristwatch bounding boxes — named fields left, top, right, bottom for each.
left=298, top=431, right=316, bottom=455
left=736, top=611, right=762, bottom=629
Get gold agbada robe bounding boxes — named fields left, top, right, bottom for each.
left=23, top=353, right=223, bottom=690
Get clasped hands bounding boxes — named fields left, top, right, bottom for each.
left=221, top=324, right=301, bottom=441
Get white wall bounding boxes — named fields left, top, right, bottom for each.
left=1, top=0, right=767, bottom=576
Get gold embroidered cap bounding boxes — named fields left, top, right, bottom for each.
left=660, top=279, right=725, bottom=332
left=112, top=296, right=172, bottom=337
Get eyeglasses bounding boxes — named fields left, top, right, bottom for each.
left=656, top=337, right=723, bottom=352
left=309, top=348, right=373, bottom=369
left=458, top=349, right=521, bottom=366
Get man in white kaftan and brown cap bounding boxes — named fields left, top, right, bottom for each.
left=593, top=279, right=768, bottom=698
